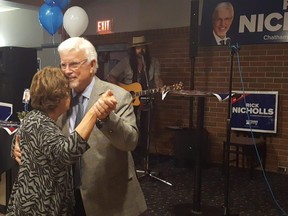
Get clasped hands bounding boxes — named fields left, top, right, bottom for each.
left=13, top=89, right=117, bottom=165
left=93, top=89, right=117, bottom=120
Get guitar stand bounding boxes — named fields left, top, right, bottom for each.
left=135, top=97, right=173, bottom=186
left=136, top=153, right=173, bottom=186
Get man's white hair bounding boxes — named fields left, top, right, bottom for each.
left=58, top=37, right=98, bottom=69
left=212, top=2, right=234, bottom=21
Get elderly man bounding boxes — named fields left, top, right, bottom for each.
left=212, top=2, right=234, bottom=45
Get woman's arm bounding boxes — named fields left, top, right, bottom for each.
left=12, top=134, right=21, bottom=165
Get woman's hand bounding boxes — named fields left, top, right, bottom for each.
left=14, top=135, right=22, bottom=165
left=93, top=90, right=117, bottom=120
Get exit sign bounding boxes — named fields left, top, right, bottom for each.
left=97, top=20, right=112, bottom=34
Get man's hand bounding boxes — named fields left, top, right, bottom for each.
left=93, top=90, right=117, bottom=120
left=14, top=135, right=22, bottom=165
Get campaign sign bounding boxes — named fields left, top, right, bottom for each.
left=230, top=91, right=278, bottom=133
left=199, top=0, right=288, bottom=45
left=0, top=102, right=12, bottom=121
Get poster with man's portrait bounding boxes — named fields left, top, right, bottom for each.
left=199, top=0, right=288, bottom=46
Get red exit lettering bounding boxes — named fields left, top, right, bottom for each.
left=97, top=20, right=111, bottom=32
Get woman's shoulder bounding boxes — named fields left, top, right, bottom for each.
left=21, top=110, right=56, bottom=131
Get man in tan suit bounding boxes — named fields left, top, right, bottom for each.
left=58, top=37, right=147, bottom=216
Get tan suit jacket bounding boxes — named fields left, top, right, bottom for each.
left=58, top=77, right=147, bottom=216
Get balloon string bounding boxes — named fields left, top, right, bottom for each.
left=51, top=35, right=58, bottom=67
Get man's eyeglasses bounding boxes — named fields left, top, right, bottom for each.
left=60, top=59, right=88, bottom=70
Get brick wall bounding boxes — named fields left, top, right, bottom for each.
left=86, top=26, right=288, bottom=172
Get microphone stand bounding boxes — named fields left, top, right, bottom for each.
left=136, top=54, right=172, bottom=186
left=223, top=42, right=240, bottom=216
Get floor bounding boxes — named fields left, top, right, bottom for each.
left=136, top=154, right=288, bottom=216
left=1, top=154, right=288, bottom=216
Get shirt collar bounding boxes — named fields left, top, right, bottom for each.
left=213, top=31, right=228, bottom=45
left=72, top=76, right=95, bottom=99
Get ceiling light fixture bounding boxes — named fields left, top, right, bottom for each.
left=0, top=5, right=20, bottom=12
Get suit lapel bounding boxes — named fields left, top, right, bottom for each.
left=56, top=111, right=70, bottom=136
left=86, top=77, right=106, bottom=112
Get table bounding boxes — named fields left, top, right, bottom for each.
left=169, top=90, right=223, bottom=215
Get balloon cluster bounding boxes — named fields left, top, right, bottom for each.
left=38, top=0, right=89, bottom=37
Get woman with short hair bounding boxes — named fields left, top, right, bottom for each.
left=7, top=67, right=116, bottom=216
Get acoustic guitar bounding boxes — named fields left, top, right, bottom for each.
left=119, top=82, right=183, bottom=106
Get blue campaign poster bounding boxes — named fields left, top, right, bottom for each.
left=230, top=91, right=278, bottom=133
left=199, top=0, right=287, bottom=46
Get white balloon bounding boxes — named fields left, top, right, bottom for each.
left=63, top=6, right=89, bottom=37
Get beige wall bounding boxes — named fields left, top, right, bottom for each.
left=0, top=5, right=43, bottom=47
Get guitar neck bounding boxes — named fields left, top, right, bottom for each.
left=135, top=87, right=161, bottom=97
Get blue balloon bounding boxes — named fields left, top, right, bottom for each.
left=38, top=4, right=63, bottom=35
left=54, top=0, right=71, bottom=10
left=44, top=0, right=70, bottom=10
left=44, top=0, right=55, bottom=6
